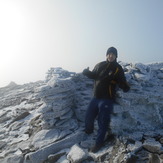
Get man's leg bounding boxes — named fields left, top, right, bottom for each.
left=96, top=99, right=113, bottom=146
left=85, top=98, right=99, bottom=134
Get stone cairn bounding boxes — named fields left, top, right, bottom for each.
left=39, top=67, right=78, bottom=130
left=111, top=62, right=163, bottom=136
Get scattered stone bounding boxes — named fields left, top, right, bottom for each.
left=143, top=138, right=163, bottom=153
left=67, top=144, right=88, bottom=163
left=24, top=132, right=85, bottom=163
left=46, top=149, right=69, bottom=163
left=0, top=64, right=162, bottom=163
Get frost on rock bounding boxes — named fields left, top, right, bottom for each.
left=0, top=63, right=163, bottom=163
left=67, top=144, right=88, bottom=163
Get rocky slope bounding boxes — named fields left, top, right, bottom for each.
left=0, top=62, right=163, bottom=163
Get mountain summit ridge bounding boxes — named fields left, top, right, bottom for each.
left=0, top=62, right=163, bottom=163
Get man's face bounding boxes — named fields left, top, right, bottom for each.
left=106, top=53, right=116, bottom=62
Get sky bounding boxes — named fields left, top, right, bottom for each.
left=0, top=0, right=163, bottom=87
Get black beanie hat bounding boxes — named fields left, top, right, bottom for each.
left=106, top=47, right=118, bottom=57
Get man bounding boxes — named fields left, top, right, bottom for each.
left=83, top=47, right=130, bottom=152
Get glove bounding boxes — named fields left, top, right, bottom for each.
left=82, top=67, right=90, bottom=76
left=123, top=82, right=130, bottom=92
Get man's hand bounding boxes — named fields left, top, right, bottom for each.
left=83, top=67, right=90, bottom=76
left=123, top=82, right=130, bottom=92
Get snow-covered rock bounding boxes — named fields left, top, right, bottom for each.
left=67, top=144, right=88, bottom=163
left=0, top=63, right=163, bottom=163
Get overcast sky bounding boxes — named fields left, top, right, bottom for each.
left=0, top=0, right=163, bottom=87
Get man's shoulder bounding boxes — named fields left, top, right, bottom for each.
left=93, top=61, right=107, bottom=72
left=114, top=62, right=123, bottom=69
left=95, top=61, right=107, bottom=67
left=95, top=61, right=106, bottom=68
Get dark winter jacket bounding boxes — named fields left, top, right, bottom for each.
left=83, top=61, right=130, bottom=100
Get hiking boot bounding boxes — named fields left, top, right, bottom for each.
left=85, top=129, right=93, bottom=135
left=105, top=133, right=116, bottom=142
left=90, top=143, right=103, bottom=153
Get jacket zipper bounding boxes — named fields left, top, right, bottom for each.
left=108, top=67, right=119, bottom=98
left=109, top=85, right=112, bottom=98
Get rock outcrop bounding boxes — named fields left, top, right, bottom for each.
left=0, top=62, right=163, bottom=163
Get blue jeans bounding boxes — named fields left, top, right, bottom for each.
left=85, top=98, right=113, bottom=145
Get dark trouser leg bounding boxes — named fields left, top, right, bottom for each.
left=85, top=98, right=98, bottom=134
left=96, top=99, right=113, bottom=145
